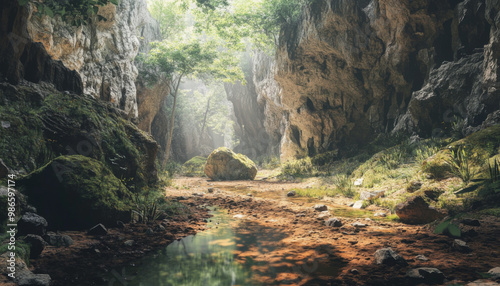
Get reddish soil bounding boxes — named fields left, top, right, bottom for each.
left=3, top=176, right=500, bottom=285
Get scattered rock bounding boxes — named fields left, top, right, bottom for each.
left=247, top=193, right=253, bottom=197
left=423, top=189, right=444, bottom=201
left=353, top=178, right=363, bottom=186
left=23, top=234, right=46, bottom=259
left=124, top=240, right=134, bottom=247
left=287, top=190, right=296, bottom=197
left=352, top=200, right=364, bottom=209
left=407, top=181, right=423, bottom=193
left=43, top=232, right=74, bottom=247
left=207, top=188, right=214, bottom=193
left=452, top=239, right=472, bottom=253
left=415, top=254, right=429, bottom=261
left=461, top=218, right=481, bottom=226
left=17, top=213, right=48, bottom=237
left=154, top=224, right=166, bottom=232
left=350, top=269, right=360, bottom=275
left=352, top=222, right=367, bottom=228
left=395, top=196, right=446, bottom=224
left=374, top=248, right=408, bottom=266
left=488, top=267, right=500, bottom=279
left=87, top=224, right=108, bottom=236
left=374, top=212, right=387, bottom=217
left=325, top=218, right=343, bottom=227
left=193, top=192, right=204, bottom=196
left=116, top=221, right=126, bottom=229
left=204, top=147, right=258, bottom=180
left=18, top=273, right=52, bottom=286
left=360, top=190, right=385, bottom=201
left=406, top=267, right=445, bottom=285
left=146, top=228, right=154, bottom=235
left=317, top=211, right=330, bottom=219
left=313, top=204, right=328, bottom=212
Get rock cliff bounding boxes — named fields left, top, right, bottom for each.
left=266, top=0, right=500, bottom=160
left=25, top=0, right=159, bottom=118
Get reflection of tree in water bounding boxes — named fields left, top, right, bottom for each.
left=110, top=210, right=346, bottom=286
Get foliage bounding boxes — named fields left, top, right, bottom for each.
left=446, top=145, right=476, bottom=183
left=0, top=233, right=31, bottom=266
left=434, top=218, right=462, bottom=238
left=147, top=0, right=186, bottom=38
left=311, top=150, right=338, bottom=166
left=280, top=157, right=315, bottom=177
left=488, top=158, right=500, bottom=182
left=181, top=156, right=207, bottom=176
left=332, top=174, right=355, bottom=197
left=132, top=188, right=167, bottom=223
left=255, top=155, right=280, bottom=169
left=19, top=0, right=119, bottom=26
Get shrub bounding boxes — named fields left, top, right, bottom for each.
left=281, top=157, right=315, bottom=177
left=332, top=174, right=355, bottom=197
left=181, top=156, right=207, bottom=176
left=446, top=145, right=476, bottom=183
left=132, top=188, right=167, bottom=223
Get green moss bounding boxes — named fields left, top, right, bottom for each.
left=478, top=208, right=500, bottom=217
left=181, top=156, right=207, bottom=177
left=0, top=233, right=31, bottom=266
left=19, top=155, right=133, bottom=229
left=0, top=84, right=157, bottom=190
left=205, top=147, right=258, bottom=180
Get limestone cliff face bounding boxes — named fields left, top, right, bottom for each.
left=271, top=0, right=500, bottom=159
left=224, top=52, right=283, bottom=158
left=26, top=0, right=159, bottom=118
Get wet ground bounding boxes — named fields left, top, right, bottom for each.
left=6, top=176, right=500, bottom=285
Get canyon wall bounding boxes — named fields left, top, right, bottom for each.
left=266, top=0, right=500, bottom=160
left=25, top=0, right=159, bottom=118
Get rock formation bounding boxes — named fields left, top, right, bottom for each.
left=247, top=0, right=500, bottom=160
left=25, top=0, right=159, bottom=118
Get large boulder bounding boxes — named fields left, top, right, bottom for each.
left=17, top=213, right=48, bottom=236
left=395, top=196, right=446, bottom=224
left=19, top=155, right=133, bottom=230
left=204, top=147, right=258, bottom=180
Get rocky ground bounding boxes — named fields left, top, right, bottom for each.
left=2, top=176, right=500, bottom=286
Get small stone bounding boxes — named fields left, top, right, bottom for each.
left=116, top=221, right=126, bottom=229
left=18, top=273, right=51, bottom=286
left=415, top=254, right=429, bottom=261
left=352, top=222, right=367, bottom=228
left=208, top=188, right=214, bottom=193
left=352, top=200, right=364, bottom=209
left=353, top=178, right=363, bottom=186
left=360, top=190, right=385, bottom=201
left=374, top=248, right=408, bottom=266
left=18, top=213, right=48, bottom=237
left=87, top=224, right=108, bottom=236
left=317, top=211, right=330, bottom=219
left=406, top=267, right=445, bottom=284
left=461, top=218, right=481, bottom=226
left=395, top=196, right=446, bottom=224
left=313, top=204, right=328, bottom=212
left=287, top=190, right=296, bottom=197
left=407, top=181, right=423, bottom=193
left=487, top=267, right=500, bottom=279
left=466, top=279, right=500, bottom=286
left=350, top=269, right=359, bottom=274
left=452, top=239, right=472, bottom=253
left=325, top=218, right=343, bottom=227
left=146, top=228, right=154, bottom=235
left=23, top=234, right=46, bottom=259
left=247, top=193, right=253, bottom=197
left=374, top=212, right=386, bottom=217
left=124, top=240, right=134, bottom=247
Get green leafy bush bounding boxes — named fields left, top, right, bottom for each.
left=181, top=156, right=207, bottom=176
left=434, top=219, right=461, bottom=238
left=280, top=157, right=315, bottom=177
left=446, top=145, right=476, bottom=183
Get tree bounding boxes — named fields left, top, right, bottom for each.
left=145, top=37, right=243, bottom=167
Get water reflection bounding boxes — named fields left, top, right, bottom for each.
left=103, top=208, right=344, bottom=286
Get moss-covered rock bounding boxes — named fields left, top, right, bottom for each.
left=19, top=155, right=133, bottom=230
left=182, top=156, right=207, bottom=177
left=204, top=147, right=257, bottom=180
left=0, top=82, right=158, bottom=189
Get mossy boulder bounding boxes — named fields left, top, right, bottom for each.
left=204, top=148, right=257, bottom=180
left=182, top=156, right=207, bottom=177
left=19, top=155, right=133, bottom=230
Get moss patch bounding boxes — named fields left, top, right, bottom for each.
left=19, top=155, right=133, bottom=230
left=181, top=156, right=207, bottom=177
left=204, top=147, right=257, bottom=180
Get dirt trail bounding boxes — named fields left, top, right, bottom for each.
left=168, top=176, right=500, bottom=286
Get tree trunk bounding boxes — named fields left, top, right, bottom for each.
left=197, top=97, right=211, bottom=149
left=162, top=74, right=183, bottom=169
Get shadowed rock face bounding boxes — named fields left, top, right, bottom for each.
left=253, top=0, right=500, bottom=160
